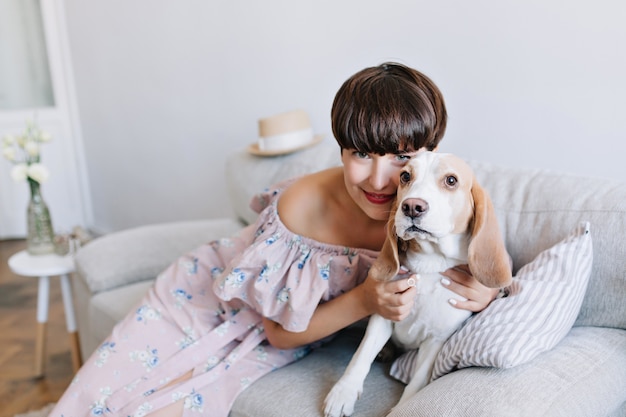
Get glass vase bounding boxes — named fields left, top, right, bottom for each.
left=27, top=178, right=55, bottom=255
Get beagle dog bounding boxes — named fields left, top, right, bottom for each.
left=324, top=152, right=512, bottom=417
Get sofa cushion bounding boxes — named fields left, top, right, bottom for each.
left=390, top=222, right=592, bottom=383
left=386, top=327, right=626, bottom=417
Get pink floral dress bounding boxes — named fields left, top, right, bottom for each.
left=51, top=181, right=378, bottom=417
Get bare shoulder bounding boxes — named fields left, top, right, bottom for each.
left=277, top=167, right=343, bottom=238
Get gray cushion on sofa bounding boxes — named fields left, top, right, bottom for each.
left=387, top=327, right=626, bottom=417
left=76, top=219, right=242, bottom=293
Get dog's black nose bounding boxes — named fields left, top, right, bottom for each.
left=402, top=198, right=429, bottom=218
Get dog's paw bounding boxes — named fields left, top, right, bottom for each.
left=323, top=380, right=362, bottom=417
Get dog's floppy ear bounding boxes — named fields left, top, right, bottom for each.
left=370, top=214, right=401, bottom=282
left=468, top=179, right=512, bottom=288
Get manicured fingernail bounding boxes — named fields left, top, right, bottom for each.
left=448, top=298, right=457, bottom=306
left=441, top=277, right=451, bottom=286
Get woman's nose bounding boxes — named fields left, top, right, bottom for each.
left=369, top=160, right=392, bottom=190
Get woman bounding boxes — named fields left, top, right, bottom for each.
left=51, top=62, right=498, bottom=417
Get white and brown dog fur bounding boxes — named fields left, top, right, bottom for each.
left=324, top=152, right=512, bottom=417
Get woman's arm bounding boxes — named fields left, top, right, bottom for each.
left=263, top=266, right=498, bottom=350
left=263, top=273, right=417, bottom=350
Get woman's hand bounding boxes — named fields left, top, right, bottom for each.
left=360, top=267, right=417, bottom=321
left=440, top=265, right=499, bottom=312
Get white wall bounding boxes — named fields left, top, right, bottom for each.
left=63, top=0, right=626, bottom=233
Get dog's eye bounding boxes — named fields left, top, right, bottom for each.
left=444, top=175, right=458, bottom=188
left=400, top=171, right=411, bottom=184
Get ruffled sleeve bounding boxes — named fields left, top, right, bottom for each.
left=214, top=183, right=376, bottom=332
left=249, top=179, right=296, bottom=215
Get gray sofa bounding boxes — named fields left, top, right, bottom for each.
left=72, top=144, right=626, bottom=417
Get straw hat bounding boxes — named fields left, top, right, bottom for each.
left=247, top=109, right=323, bottom=156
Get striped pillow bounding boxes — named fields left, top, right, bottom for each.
left=390, top=222, right=593, bottom=385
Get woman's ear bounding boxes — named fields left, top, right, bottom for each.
left=467, top=179, right=512, bottom=288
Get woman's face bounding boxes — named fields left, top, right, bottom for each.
left=341, top=148, right=423, bottom=221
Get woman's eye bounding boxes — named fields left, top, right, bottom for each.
left=395, top=154, right=411, bottom=162
left=400, top=171, right=411, bottom=184
left=444, top=175, right=458, bottom=188
left=354, top=151, right=369, bottom=159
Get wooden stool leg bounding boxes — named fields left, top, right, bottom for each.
left=60, top=274, right=82, bottom=372
left=68, top=331, right=82, bottom=373
left=34, top=322, right=47, bottom=378
left=35, top=276, right=50, bottom=378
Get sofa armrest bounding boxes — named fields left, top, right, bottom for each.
left=75, top=218, right=243, bottom=294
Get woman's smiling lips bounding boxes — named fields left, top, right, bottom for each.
left=364, top=190, right=395, bottom=205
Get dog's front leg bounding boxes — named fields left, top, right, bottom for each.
left=394, top=338, right=445, bottom=409
left=324, top=314, right=394, bottom=417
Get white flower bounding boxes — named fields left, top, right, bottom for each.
left=3, top=120, right=52, bottom=184
left=10, top=164, right=28, bottom=182
left=39, top=132, right=52, bottom=143
left=24, top=141, right=40, bottom=157
left=2, top=134, right=15, bottom=146
left=2, top=147, right=15, bottom=161
left=27, top=163, right=50, bottom=183
left=16, top=134, right=26, bottom=147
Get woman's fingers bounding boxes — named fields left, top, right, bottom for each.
left=441, top=266, right=499, bottom=313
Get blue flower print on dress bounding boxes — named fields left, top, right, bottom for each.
left=265, top=233, right=280, bottom=245
left=180, top=257, right=198, bottom=275
left=342, top=247, right=358, bottom=264
left=211, top=237, right=235, bottom=249
left=297, top=248, right=311, bottom=269
left=129, top=346, right=159, bottom=370
left=172, top=288, right=192, bottom=309
left=240, top=376, right=253, bottom=389
left=94, top=341, right=116, bottom=368
left=132, top=402, right=153, bottom=417
left=318, top=260, right=331, bottom=280
left=89, top=386, right=112, bottom=416
left=89, top=401, right=106, bottom=416
left=210, top=266, right=224, bottom=280
left=171, top=389, right=203, bottom=413
left=254, top=226, right=266, bottom=239
left=176, top=326, right=197, bottom=349
left=135, top=304, right=161, bottom=324
left=215, top=319, right=232, bottom=336
left=184, top=390, right=204, bottom=412
left=224, top=268, right=247, bottom=289
left=204, top=355, right=220, bottom=372
left=287, top=236, right=312, bottom=269
left=254, top=345, right=268, bottom=362
left=258, top=262, right=282, bottom=284
left=276, top=287, right=290, bottom=303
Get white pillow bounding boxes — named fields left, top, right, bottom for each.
left=390, top=222, right=593, bottom=384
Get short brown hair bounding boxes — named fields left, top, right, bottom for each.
left=331, top=62, right=447, bottom=154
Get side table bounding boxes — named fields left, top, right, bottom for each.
left=8, top=250, right=83, bottom=377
